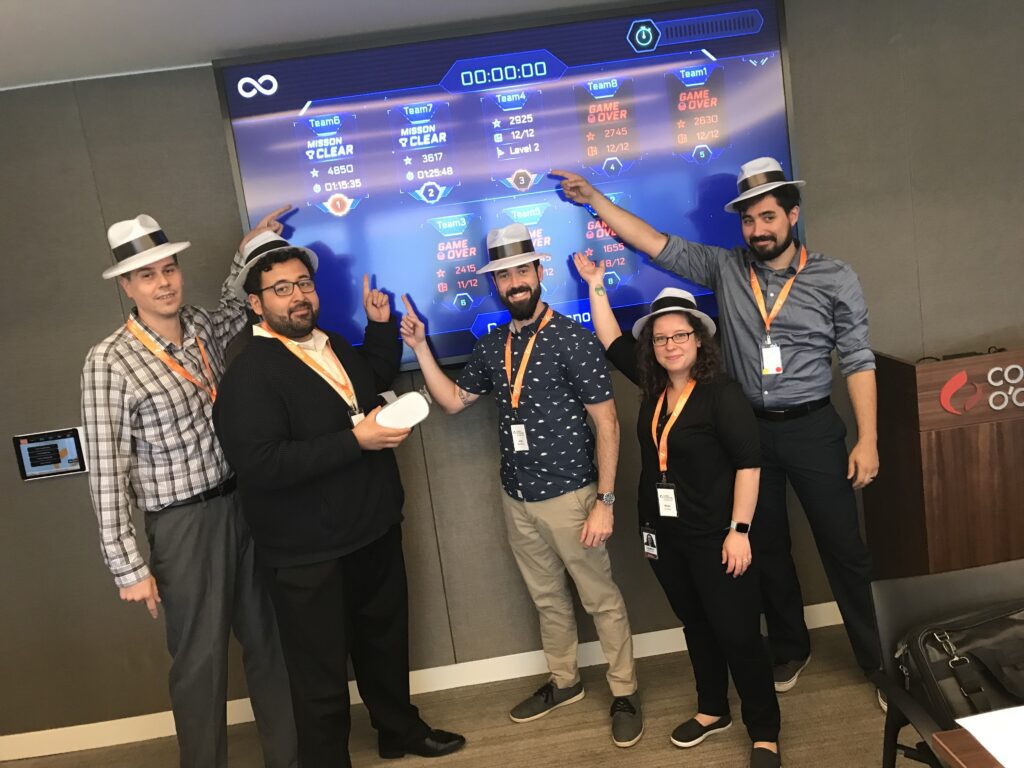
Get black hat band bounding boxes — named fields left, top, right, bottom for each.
left=737, top=169, right=788, bottom=194
left=112, top=231, right=169, bottom=262
left=244, top=238, right=291, bottom=265
left=650, top=295, right=697, bottom=314
left=488, top=239, right=536, bottom=262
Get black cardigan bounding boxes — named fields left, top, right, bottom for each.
left=213, top=319, right=404, bottom=567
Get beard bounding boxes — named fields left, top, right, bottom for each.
left=501, top=283, right=542, bottom=321
left=264, top=300, right=319, bottom=339
left=748, top=224, right=795, bottom=262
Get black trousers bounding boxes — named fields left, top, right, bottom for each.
left=267, top=524, right=428, bottom=768
left=650, top=531, right=780, bottom=743
left=145, top=491, right=297, bottom=768
left=753, top=404, right=880, bottom=673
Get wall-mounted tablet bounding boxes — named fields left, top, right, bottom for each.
left=13, top=427, right=88, bottom=481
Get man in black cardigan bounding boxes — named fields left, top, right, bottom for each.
left=213, top=238, right=464, bottom=768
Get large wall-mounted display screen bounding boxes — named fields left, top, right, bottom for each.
left=216, top=0, right=793, bottom=366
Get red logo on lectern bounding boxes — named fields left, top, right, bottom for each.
left=939, top=370, right=983, bottom=415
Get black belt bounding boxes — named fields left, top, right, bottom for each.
left=754, top=396, right=830, bottom=422
left=164, top=476, right=237, bottom=509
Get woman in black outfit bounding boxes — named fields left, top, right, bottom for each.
left=575, top=253, right=781, bottom=768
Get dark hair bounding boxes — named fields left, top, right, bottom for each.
left=635, top=311, right=723, bottom=402
left=242, top=248, right=314, bottom=296
left=735, top=184, right=801, bottom=215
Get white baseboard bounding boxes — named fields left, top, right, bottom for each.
left=0, top=601, right=841, bottom=760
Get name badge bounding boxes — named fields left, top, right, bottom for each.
left=656, top=482, right=678, bottom=517
left=761, top=336, right=783, bottom=375
left=351, top=411, right=365, bottom=426
left=511, top=423, right=530, bottom=452
left=641, top=525, right=659, bottom=560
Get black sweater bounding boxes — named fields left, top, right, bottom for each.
left=606, top=335, right=761, bottom=537
left=213, top=320, right=404, bottom=567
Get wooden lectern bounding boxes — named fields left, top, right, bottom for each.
left=863, top=349, right=1024, bottom=578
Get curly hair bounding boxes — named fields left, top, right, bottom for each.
left=635, top=311, right=723, bottom=402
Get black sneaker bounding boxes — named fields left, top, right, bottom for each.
left=773, top=655, right=811, bottom=692
left=610, top=693, right=644, bottom=747
left=670, top=714, right=732, bottom=748
left=877, top=687, right=888, bottom=713
left=750, top=745, right=782, bottom=767
left=509, top=680, right=585, bottom=722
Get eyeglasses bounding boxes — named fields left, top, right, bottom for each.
left=260, top=278, right=316, bottom=297
left=652, top=330, right=696, bottom=347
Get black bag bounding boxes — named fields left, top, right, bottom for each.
left=895, top=600, right=1024, bottom=730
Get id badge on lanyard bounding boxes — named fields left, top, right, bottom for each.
left=651, top=380, right=695, bottom=518
left=511, top=422, right=530, bottom=452
left=761, top=335, right=783, bottom=375
left=750, top=246, right=807, bottom=378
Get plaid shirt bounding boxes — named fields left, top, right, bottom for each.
left=81, top=252, right=247, bottom=588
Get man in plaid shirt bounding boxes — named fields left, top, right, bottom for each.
left=81, top=209, right=297, bottom=768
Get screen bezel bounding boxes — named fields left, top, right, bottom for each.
left=212, top=0, right=797, bottom=367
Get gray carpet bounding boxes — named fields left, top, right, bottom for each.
left=11, top=626, right=912, bottom=767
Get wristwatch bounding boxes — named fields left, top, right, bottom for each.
left=730, top=520, right=751, bottom=534
left=597, top=491, right=616, bottom=505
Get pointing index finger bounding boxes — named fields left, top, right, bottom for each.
left=362, top=274, right=370, bottom=301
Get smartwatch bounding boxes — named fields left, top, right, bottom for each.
left=730, top=520, right=751, bottom=534
left=597, top=492, right=616, bottom=505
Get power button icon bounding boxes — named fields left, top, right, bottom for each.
left=627, top=19, right=661, bottom=53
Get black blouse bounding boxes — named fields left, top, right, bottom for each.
left=606, top=334, right=761, bottom=536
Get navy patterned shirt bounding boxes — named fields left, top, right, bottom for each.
left=456, top=307, right=614, bottom=502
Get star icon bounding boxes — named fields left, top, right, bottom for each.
left=586, top=132, right=595, bottom=142
left=403, top=156, right=413, bottom=166
left=677, top=120, right=686, bottom=129
left=584, top=248, right=594, bottom=257
left=492, top=118, right=502, bottom=128
left=436, top=269, right=446, bottom=278
left=310, top=168, right=319, bottom=178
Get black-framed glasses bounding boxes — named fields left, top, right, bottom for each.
left=260, top=278, right=316, bottom=297
left=652, top=330, right=696, bottom=347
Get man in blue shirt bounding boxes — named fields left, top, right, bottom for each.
left=554, top=159, right=881, bottom=691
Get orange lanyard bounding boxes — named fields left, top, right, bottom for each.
left=126, top=316, right=217, bottom=402
left=748, top=245, right=808, bottom=337
left=260, top=323, right=358, bottom=410
left=504, top=307, right=554, bottom=411
left=650, top=379, right=696, bottom=476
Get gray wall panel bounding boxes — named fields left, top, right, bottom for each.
left=0, top=84, right=172, bottom=733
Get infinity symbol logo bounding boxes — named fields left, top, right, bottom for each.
left=237, top=75, right=278, bottom=98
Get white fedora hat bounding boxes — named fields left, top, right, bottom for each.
left=631, top=287, right=717, bottom=339
left=723, top=156, right=805, bottom=213
left=232, top=231, right=319, bottom=299
left=103, top=214, right=191, bottom=279
left=477, top=223, right=549, bottom=274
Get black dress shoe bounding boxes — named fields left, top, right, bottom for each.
left=378, top=728, right=467, bottom=759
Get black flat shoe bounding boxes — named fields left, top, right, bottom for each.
left=750, top=745, right=782, bottom=767
left=378, top=728, right=467, bottom=759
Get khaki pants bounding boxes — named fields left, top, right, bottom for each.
left=502, top=483, right=638, bottom=696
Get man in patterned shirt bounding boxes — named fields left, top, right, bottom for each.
left=81, top=210, right=297, bottom=768
left=400, top=223, right=643, bottom=748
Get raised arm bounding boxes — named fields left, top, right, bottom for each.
left=572, top=252, right=621, bottom=350
left=552, top=170, right=669, bottom=258
left=211, top=204, right=294, bottom=347
left=399, top=295, right=481, bottom=414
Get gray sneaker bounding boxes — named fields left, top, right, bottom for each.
left=509, top=680, right=585, bottom=722
left=610, top=692, right=644, bottom=747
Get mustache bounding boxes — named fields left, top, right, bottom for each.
left=289, top=301, right=313, bottom=313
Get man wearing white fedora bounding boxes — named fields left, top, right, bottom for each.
left=400, top=223, right=643, bottom=749
left=554, top=159, right=881, bottom=692
left=81, top=208, right=298, bottom=768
